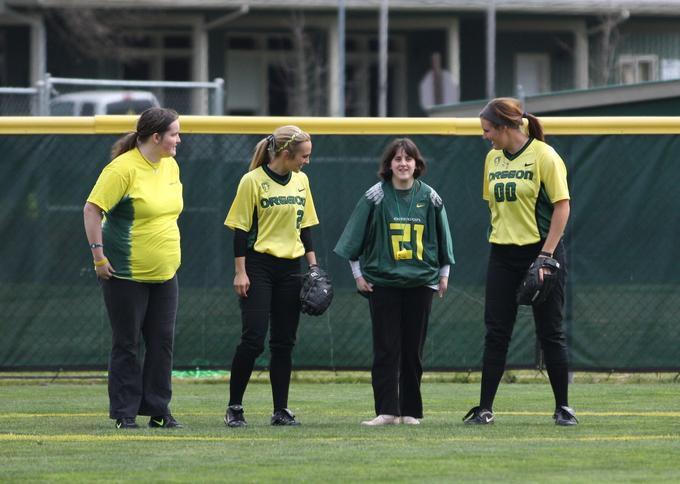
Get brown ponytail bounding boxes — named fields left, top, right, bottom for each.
left=523, top=112, right=544, bottom=142
left=110, top=132, right=138, bottom=160
left=479, top=97, right=545, bottom=142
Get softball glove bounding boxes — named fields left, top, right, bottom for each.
left=516, top=256, right=560, bottom=306
left=300, top=265, right=334, bottom=316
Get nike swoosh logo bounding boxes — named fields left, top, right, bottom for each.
left=416, top=203, right=426, bottom=208
left=484, top=416, right=492, bottom=423
left=298, top=188, right=305, bottom=192
left=152, top=419, right=164, bottom=426
left=524, top=163, right=534, bottom=167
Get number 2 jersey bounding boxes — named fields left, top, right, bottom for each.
left=334, top=180, right=455, bottom=288
left=225, top=164, right=319, bottom=259
left=483, top=138, right=570, bottom=246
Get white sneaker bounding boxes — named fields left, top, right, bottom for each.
left=361, top=414, right=401, bottom=426
left=401, top=416, right=421, bottom=425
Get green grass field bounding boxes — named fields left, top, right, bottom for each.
left=1, top=374, right=679, bottom=482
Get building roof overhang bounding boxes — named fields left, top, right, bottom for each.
left=7, top=0, right=680, bottom=15
left=427, top=79, right=680, bottom=117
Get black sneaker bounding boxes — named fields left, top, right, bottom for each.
left=115, top=417, right=138, bottom=429
left=553, top=406, right=578, bottom=426
left=224, top=404, right=247, bottom=428
left=462, top=406, right=495, bottom=425
left=271, top=408, right=300, bottom=426
left=148, top=415, right=183, bottom=428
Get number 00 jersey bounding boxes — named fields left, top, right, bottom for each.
left=334, top=180, right=455, bottom=288
left=225, top=165, right=319, bottom=259
left=483, top=138, right=570, bottom=246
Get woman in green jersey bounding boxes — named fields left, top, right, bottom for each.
left=84, top=108, right=183, bottom=430
left=335, top=138, right=455, bottom=426
left=462, top=97, right=577, bottom=426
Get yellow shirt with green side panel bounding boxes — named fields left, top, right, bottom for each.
left=87, top=148, right=183, bottom=282
left=482, top=138, right=569, bottom=246
left=225, top=165, right=319, bottom=259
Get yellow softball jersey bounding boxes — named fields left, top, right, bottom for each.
left=225, top=165, right=319, bottom=259
left=482, top=138, right=569, bottom=245
left=87, top=148, right=183, bottom=282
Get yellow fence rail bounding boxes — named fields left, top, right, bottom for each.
left=2, top=116, right=680, bottom=135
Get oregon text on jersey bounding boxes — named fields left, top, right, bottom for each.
left=488, top=169, right=534, bottom=181
left=260, top=195, right=307, bottom=208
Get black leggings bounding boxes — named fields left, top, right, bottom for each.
left=101, top=275, right=178, bottom=419
left=228, top=251, right=302, bottom=411
left=480, top=241, right=569, bottom=410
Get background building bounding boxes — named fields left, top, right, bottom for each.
left=3, top=0, right=680, bottom=115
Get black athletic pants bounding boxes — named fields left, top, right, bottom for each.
left=368, top=285, right=434, bottom=418
left=228, top=250, right=302, bottom=411
left=480, top=241, right=569, bottom=411
left=101, top=275, right=178, bottom=419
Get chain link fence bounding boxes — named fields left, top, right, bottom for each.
left=0, top=87, right=39, bottom=115
left=0, top=122, right=678, bottom=370
left=0, top=74, right=224, bottom=116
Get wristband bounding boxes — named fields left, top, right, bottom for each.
left=89, top=243, right=104, bottom=249
left=539, top=251, right=552, bottom=257
left=94, top=257, right=109, bottom=267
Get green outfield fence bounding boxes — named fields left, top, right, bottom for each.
left=1, top=116, right=678, bottom=371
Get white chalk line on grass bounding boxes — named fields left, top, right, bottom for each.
left=2, top=411, right=680, bottom=418
left=0, top=433, right=678, bottom=444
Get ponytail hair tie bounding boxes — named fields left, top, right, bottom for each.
left=266, top=134, right=276, bottom=158
left=522, top=111, right=529, bottom=118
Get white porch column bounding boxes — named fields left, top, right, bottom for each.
left=447, top=19, right=460, bottom=87
left=328, top=21, right=341, bottom=116
left=574, top=22, right=589, bottom=89
left=29, top=15, right=46, bottom=86
left=192, top=19, right=210, bottom=114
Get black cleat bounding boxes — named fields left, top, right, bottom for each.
left=115, top=417, right=139, bottom=429
left=462, top=406, right=495, bottom=425
left=224, top=404, right=247, bottom=428
left=148, top=415, right=183, bottom=428
left=553, top=406, right=578, bottom=426
left=271, top=408, right=300, bottom=426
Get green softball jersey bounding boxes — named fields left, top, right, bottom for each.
left=334, top=180, right=455, bottom=288
left=482, top=138, right=570, bottom=245
left=225, top=165, right=319, bottom=259
left=87, top=148, right=183, bottom=282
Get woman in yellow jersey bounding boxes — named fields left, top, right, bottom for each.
left=223, top=125, right=320, bottom=427
left=83, top=108, right=183, bottom=430
left=462, top=98, right=578, bottom=426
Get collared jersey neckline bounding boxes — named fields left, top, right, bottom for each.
left=263, top=163, right=291, bottom=185
left=503, top=137, right=534, bottom=160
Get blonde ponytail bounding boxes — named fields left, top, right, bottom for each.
left=248, top=125, right=311, bottom=171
